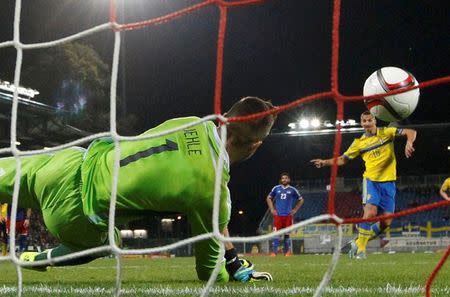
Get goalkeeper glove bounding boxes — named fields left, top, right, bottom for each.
left=232, top=258, right=273, bottom=282
left=250, top=271, right=273, bottom=282
left=224, top=248, right=273, bottom=282
left=239, top=258, right=254, bottom=270
left=232, top=264, right=255, bottom=282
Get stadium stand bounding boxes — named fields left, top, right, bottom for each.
left=259, top=182, right=449, bottom=240
left=0, top=79, right=91, bottom=150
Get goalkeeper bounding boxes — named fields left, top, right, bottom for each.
left=0, top=96, right=275, bottom=282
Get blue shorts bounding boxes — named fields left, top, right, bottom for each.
left=362, top=178, right=396, bottom=213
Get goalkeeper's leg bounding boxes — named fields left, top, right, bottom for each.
left=20, top=244, right=109, bottom=271
left=20, top=206, right=120, bottom=271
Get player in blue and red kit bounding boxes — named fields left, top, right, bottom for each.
left=6, top=205, right=32, bottom=253
left=0, top=203, right=32, bottom=254
left=266, top=173, right=304, bottom=256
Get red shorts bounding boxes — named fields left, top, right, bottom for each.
left=273, top=215, right=293, bottom=231
left=6, top=220, right=29, bottom=236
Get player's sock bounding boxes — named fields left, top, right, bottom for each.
left=369, top=223, right=381, bottom=240
left=369, top=224, right=389, bottom=240
left=225, top=248, right=242, bottom=277
left=283, top=235, right=291, bottom=254
left=18, top=234, right=27, bottom=252
left=356, top=222, right=372, bottom=253
left=272, top=238, right=279, bottom=254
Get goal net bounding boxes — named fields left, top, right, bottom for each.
left=1, top=1, right=449, bottom=297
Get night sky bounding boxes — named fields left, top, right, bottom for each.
left=0, top=1, right=449, bottom=234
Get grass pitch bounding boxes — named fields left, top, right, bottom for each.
left=0, top=252, right=449, bottom=297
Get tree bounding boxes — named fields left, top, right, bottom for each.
left=22, top=42, right=135, bottom=134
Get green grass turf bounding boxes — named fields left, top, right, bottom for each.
left=0, top=252, right=449, bottom=296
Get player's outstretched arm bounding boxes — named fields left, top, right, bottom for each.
left=400, top=128, right=417, bottom=158
left=310, top=156, right=347, bottom=168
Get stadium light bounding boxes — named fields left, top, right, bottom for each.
left=447, top=146, right=450, bottom=151
left=133, top=229, right=148, bottom=239
left=238, top=210, right=244, bottom=215
left=0, top=79, right=39, bottom=98
left=120, top=230, right=133, bottom=239
left=311, top=118, right=321, bottom=128
left=324, top=120, right=334, bottom=128
left=299, top=119, right=309, bottom=129
left=335, top=120, right=345, bottom=127
left=177, top=216, right=182, bottom=220
left=287, top=118, right=361, bottom=133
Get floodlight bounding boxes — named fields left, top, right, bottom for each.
left=299, top=119, right=309, bottom=129
left=311, top=118, right=321, bottom=128
left=324, top=120, right=334, bottom=128
left=347, top=119, right=356, bottom=126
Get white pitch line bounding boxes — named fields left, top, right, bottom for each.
left=0, top=284, right=449, bottom=296
left=50, top=261, right=442, bottom=269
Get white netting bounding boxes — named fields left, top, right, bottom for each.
left=0, top=2, right=344, bottom=296
left=0, top=0, right=342, bottom=290
left=2, top=1, right=449, bottom=297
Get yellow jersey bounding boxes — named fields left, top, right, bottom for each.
left=442, top=178, right=450, bottom=193
left=1, top=203, right=7, bottom=218
left=343, top=127, right=402, bottom=182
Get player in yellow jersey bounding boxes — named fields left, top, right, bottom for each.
left=311, top=111, right=417, bottom=259
left=439, top=177, right=450, bottom=201
left=0, top=203, right=7, bottom=255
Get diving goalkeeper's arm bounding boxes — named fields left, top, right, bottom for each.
left=190, top=210, right=272, bottom=282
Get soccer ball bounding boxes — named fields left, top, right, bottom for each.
left=363, top=66, right=420, bottom=122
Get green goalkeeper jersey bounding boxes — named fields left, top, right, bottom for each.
left=0, top=117, right=232, bottom=281
left=81, top=116, right=231, bottom=280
